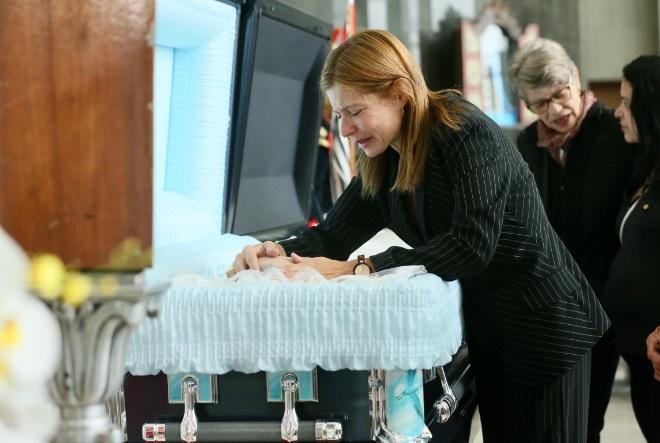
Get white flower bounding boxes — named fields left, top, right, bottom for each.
left=0, top=295, right=60, bottom=385
left=0, top=388, right=59, bottom=441
left=0, top=229, right=29, bottom=298
left=0, top=227, right=60, bottom=443
left=0, top=420, right=47, bottom=443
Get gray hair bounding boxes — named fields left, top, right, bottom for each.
left=509, top=38, right=576, bottom=100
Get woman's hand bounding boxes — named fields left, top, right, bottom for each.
left=232, top=241, right=285, bottom=272
left=646, top=326, right=660, bottom=382
left=257, top=256, right=293, bottom=272
left=287, top=253, right=355, bottom=279
left=230, top=246, right=361, bottom=280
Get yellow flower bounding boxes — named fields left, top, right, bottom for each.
left=29, top=254, right=65, bottom=300
left=98, top=275, right=119, bottom=297
left=108, top=237, right=150, bottom=269
left=61, top=272, right=93, bottom=307
left=0, top=319, right=21, bottom=349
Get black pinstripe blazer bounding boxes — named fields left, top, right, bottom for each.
left=280, top=98, right=610, bottom=386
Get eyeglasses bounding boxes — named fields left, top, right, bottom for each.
left=526, top=85, right=572, bottom=114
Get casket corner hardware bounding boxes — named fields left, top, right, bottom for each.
left=281, top=372, right=301, bottom=442
left=432, top=366, right=457, bottom=424
left=180, top=376, right=199, bottom=442
left=142, top=422, right=166, bottom=441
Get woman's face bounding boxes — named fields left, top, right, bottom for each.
left=327, top=84, right=405, bottom=157
left=525, top=78, right=583, bottom=133
left=614, top=78, right=639, bottom=143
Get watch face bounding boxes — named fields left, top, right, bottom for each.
left=353, top=263, right=371, bottom=276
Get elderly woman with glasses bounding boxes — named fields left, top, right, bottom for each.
left=510, top=38, right=636, bottom=443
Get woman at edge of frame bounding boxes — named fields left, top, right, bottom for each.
left=232, top=30, right=610, bottom=443
left=605, top=54, right=660, bottom=442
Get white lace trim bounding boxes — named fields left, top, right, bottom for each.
left=172, top=265, right=427, bottom=287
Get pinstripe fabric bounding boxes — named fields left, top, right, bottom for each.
left=475, top=344, right=591, bottom=443
left=280, top=98, right=609, bottom=439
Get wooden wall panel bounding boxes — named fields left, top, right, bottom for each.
left=589, top=80, right=621, bottom=109
left=0, top=0, right=153, bottom=270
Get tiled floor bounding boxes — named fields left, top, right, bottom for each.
left=596, top=361, right=645, bottom=442
left=468, top=389, right=646, bottom=442
left=600, top=391, right=646, bottom=443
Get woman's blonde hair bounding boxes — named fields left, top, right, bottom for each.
left=321, top=30, right=463, bottom=197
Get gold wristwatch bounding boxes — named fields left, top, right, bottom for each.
left=352, top=254, right=372, bottom=275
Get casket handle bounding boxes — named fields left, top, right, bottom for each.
left=281, top=372, right=300, bottom=442
left=368, top=369, right=386, bottom=439
left=106, top=386, right=127, bottom=441
left=432, top=367, right=457, bottom=424
left=180, top=377, right=199, bottom=442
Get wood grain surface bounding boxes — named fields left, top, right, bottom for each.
left=0, top=0, right=154, bottom=270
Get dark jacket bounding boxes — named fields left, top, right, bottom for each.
left=281, top=98, right=609, bottom=386
left=605, top=181, right=660, bottom=355
left=516, top=102, right=635, bottom=298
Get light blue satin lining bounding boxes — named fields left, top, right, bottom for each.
left=155, top=0, right=232, bottom=48
left=143, top=231, right=258, bottom=287
left=152, top=0, right=239, bottom=272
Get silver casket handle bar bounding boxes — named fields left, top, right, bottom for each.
left=180, top=377, right=199, bottom=442
left=142, top=420, right=343, bottom=442
left=281, top=372, right=300, bottom=442
left=432, top=366, right=457, bottom=424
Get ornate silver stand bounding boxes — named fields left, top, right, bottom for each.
left=48, top=273, right=168, bottom=443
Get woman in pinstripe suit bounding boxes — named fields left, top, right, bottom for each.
left=232, top=30, right=609, bottom=442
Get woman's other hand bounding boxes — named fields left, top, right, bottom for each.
left=233, top=248, right=364, bottom=280
left=233, top=241, right=285, bottom=272
left=288, top=253, right=355, bottom=279
left=257, top=256, right=293, bottom=272
left=646, top=326, right=660, bottom=381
